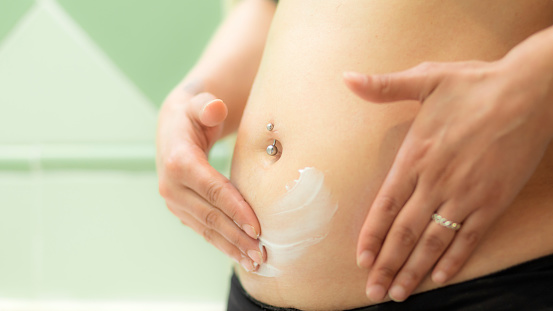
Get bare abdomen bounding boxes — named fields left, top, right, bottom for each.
left=230, top=1, right=553, bottom=309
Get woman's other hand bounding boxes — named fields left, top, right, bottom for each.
left=156, top=81, right=263, bottom=272
left=344, top=36, right=553, bottom=302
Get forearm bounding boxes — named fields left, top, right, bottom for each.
left=169, top=0, right=276, bottom=137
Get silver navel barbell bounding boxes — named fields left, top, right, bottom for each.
left=266, top=123, right=278, bottom=156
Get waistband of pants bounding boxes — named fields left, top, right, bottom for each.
left=227, top=253, right=553, bottom=311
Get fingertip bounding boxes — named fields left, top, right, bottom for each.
left=343, top=71, right=390, bottom=103
left=239, top=199, right=262, bottom=238
left=366, top=285, right=387, bottom=303
left=389, top=285, right=408, bottom=302
left=200, top=99, right=228, bottom=127
left=261, top=244, right=267, bottom=262
left=432, top=270, right=448, bottom=285
left=343, top=71, right=368, bottom=87
left=240, top=258, right=255, bottom=272
left=242, top=224, right=259, bottom=240
left=222, top=186, right=260, bottom=241
left=432, top=258, right=456, bottom=285
left=247, top=250, right=264, bottom=265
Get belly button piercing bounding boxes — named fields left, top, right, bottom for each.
left=267, top=139, right=278, bottom=156
left=266, top=123, right=277, bottom=156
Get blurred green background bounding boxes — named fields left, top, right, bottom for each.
left=0, top=0, right=235, bottom=310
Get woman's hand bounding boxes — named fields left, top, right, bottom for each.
left=156, top=81, right=263, bottom=272
left=344, top=56, right=553, bottom=302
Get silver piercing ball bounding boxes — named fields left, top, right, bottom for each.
left=266, top=139, right=277, bottom=156
left=266, top=123, right=274, bottom=131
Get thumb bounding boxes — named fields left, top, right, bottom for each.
left=190, top=92, right=229, bottom=127
left=343, top=62, right=447, bottom=103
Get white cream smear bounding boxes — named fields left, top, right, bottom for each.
left=254, top=167, right=338, bottom=277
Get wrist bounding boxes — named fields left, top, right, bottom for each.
left=503, top=25, right=553, bottom=73
left=500, top=29, right=553, bottom=137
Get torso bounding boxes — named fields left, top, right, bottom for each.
left=230, top=1, right=553, bottom=310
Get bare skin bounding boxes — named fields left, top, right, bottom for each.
left=157, top=0, right=275, bottom=271
left=348, top=27, right=553, bottom=301
left=231, top=1, right=553, bottom=309
left=157, top=0, right=553, bottom=309
left=346, top=29, right=553, bottom=301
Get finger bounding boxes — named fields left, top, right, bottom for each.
left=388, top=202, right=467, bottom=302
left=431, top=207, right=492, bottom=285
left=179, top=154, right=261, bottom=241
left=357, top=146, right=418, bottom=270
left=364, top=186, right=440, bottom=302
left=177, top=204, right=257, bottom=272
left=201, top=99, right=228, bottom=127
left=166, top=183, right=263, bottom=265
left=343, top=62, right=448, bottom=103
left=190, top=93, right=228, bottom=127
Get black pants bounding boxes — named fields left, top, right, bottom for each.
left=227, top=254, right=553, bottom=311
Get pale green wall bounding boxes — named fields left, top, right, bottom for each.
left=0, top=0, right=234, bottom=307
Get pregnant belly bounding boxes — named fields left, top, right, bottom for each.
left=229, top=73, right=420, bottom=310
left=229, top=1, right=553, bottom=310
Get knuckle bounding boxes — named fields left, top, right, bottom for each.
left=459, top=229, right=481, bottom=248
left=205, top=179, right=225, bottom=206
left=374, top=196, right=402, bottom=217
left=226, top=196, right=241, bottom=222
left=363, top=231, right=386, bottom=250
left=202, top=227, right=215, bottom=243
left=423, top=233, right=447, bottom=253
left=399, top=270, right=420, bottom=286
left=392, top=225, right=418, bottom=248
left=408, top=139, right=433, bottom=163
left=441, top=256, right=463, bottom=273
left=204, top=209, right=220, bottom=228
left=376, top=74, right=393, bottom=95
left=164, top=149, right=188, bottom=179
left=376, top=265, right=397, bottom=281
left=229, top=232, right=243, bottom=250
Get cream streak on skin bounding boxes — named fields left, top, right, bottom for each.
left=253, top=167, right=339, bottom=277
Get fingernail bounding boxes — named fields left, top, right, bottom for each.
left=242, top=224, right=259, bottom=239
left=389, top=285, right=407, bottom=302
left=357, top=251, right=375, bottom=268
left=247, top=250, right=263, bottom=265
left=240, top=258, right=254, bottom=272
left=432, top=270, right=447, bottom=284
left=366, top=285, right=386, bottom=302
left=343, top=71, right=368, bottom=85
